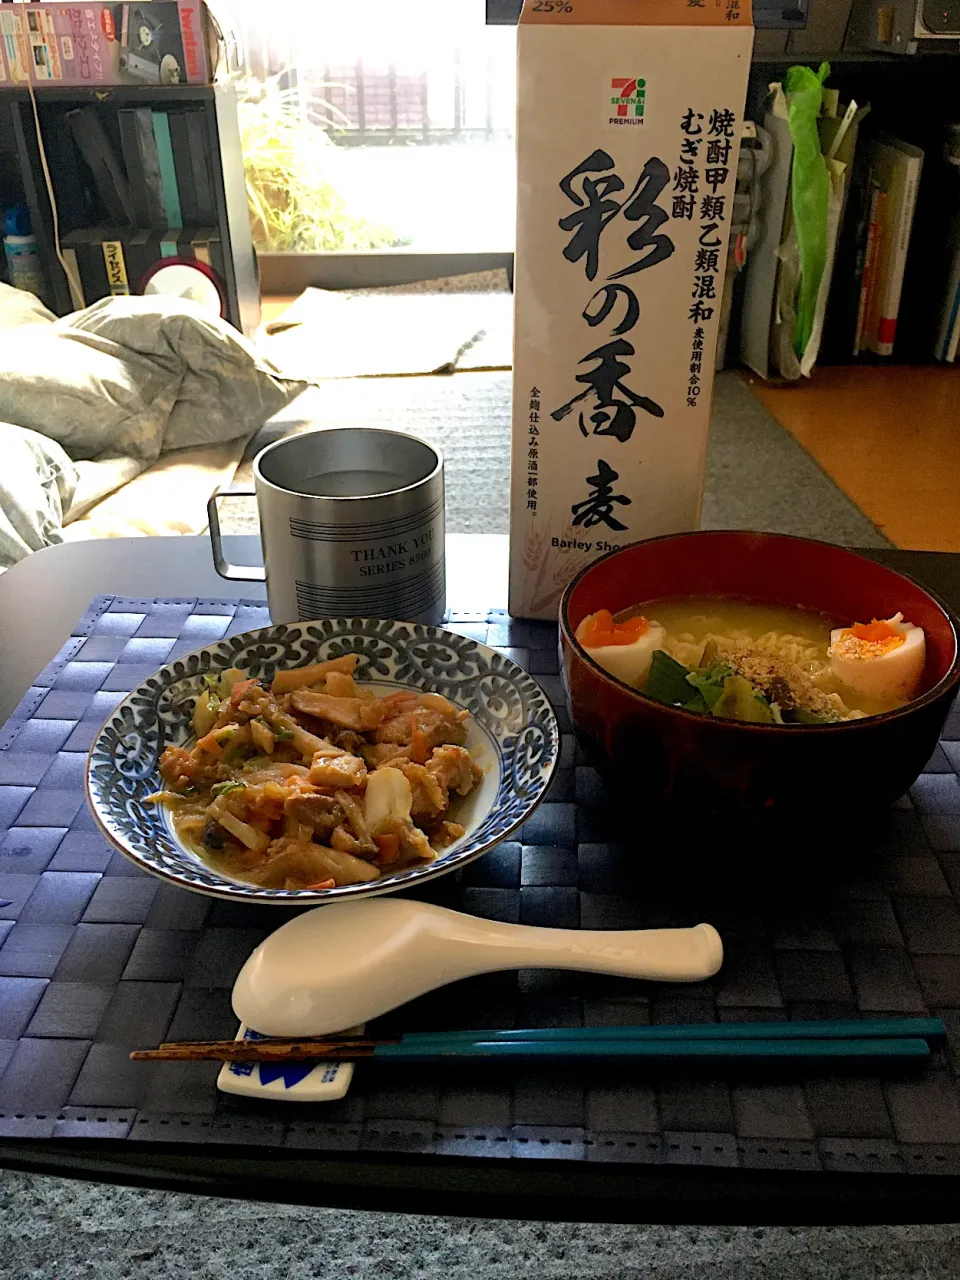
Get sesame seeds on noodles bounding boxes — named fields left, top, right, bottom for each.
left=666, top=623, right=865, bottom=722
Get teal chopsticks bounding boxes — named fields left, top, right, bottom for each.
left=395, top=1018, right=946, bottom=1047
left=373, top=1037, right=930, bottom=1064
left=367, top=1017, right=945, bottom=1065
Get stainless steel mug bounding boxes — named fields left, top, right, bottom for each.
left=208, top=428, right=445, bottom=625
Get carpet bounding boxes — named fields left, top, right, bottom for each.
left=3, top=1168, right=960, bottom=1279
left=220, top=372, right=890, bottom=549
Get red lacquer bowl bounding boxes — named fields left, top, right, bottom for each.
left=559, top=532, right=960, bottom=850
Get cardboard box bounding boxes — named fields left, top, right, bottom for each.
left=0, top=3, right=218, bottom=88
left=509, top=0, right=754, bottom=619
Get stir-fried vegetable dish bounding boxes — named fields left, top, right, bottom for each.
left=151, top=655, right=483, bottom=889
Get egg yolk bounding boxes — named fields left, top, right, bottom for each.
left=834, top=619, right=906, bottom=658
left=580, top=610, right=650, bottom=648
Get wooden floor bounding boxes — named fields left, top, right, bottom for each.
left=260, top=295, right=299, bottom=329
left=747, top=365, right=960, bottom=552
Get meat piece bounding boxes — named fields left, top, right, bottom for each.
left=399, top=820, right=435, bottom=864
left=432, top=820, right=466, bottom=849
left=254, top=833, right=378, bottom=888
left=375, top=710, right=422, bottom=746
left=309, top=752, right=367, bottom=790
left=374, top=707, right=467, bottom=750
left=383, top=759, right=447, bottom=823
left=362, top=742, right=414, bottom=768
left=290, top=689, right=385, bottom=732
left=278, top=704, right=326, bottom=736
left=282, top=793, right=344, bottom=839
left=331, top=728, right=364, bottom=755
left=333, top=788, right=377, bottom=855
left=330, top=824, right=377, bottom=858
left=307, top=722, right=367, bottom=755
left=427, top=744, right=483, bottom=796
left=377, top=814, right=436, bottom=865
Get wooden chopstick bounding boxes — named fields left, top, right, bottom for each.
left=131, top=1037, right=386, bottom=1063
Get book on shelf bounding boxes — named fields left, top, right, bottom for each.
left=61, top=226, right=224, bottom=307
left=118, top=107, right=167, bottom=229
left=61, top=228, right=109, bottom=303
left=118, top=109, right=150, bottom=229
left=934, top=215, right=960, bottom=362
left=168, top=113, right=200, bottom=227
left=854, top=179, right=884, bottom=357
left=184, top=112, right=217, bottom=224
left=151, top=111, right=183, bottom=231
left=941, top=248, right=960, bottom=363
left=862, top=135, right=924, bottom=357
left=949, top=310, right=960, bottom=362
left=66, top=107, right=135, bottom=227
left=116, top=106, right=215, bottom=234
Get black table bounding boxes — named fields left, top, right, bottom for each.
left=2, top=533, right=960, bottom=1224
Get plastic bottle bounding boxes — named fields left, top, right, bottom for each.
left=3, top=205, right=47, bottom=303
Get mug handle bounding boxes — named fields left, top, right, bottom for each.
left=207, top=487, right=267, bottom=582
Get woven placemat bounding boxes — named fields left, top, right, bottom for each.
left=1, top=594, right=960, bottom=1175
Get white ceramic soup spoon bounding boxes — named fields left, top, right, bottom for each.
left=232, top=899, right=723, bottom=1037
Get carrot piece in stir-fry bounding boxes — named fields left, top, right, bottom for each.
left=374, top=833, right=400, bottom=864
left=230, top=678, right=260, bottom=706
left=410, top=724, right=428, bottom=765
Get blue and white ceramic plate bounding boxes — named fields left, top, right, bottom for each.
left=85, top=618, right=559, bottom=904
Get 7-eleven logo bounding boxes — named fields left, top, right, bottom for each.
left=611, top=77, right=646, bottom=118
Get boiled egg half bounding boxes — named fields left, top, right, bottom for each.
left=828, top=613, right=925, bottom=704
left=576, top=609, right=666, bottom=688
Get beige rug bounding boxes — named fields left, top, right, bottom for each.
left=258, top=282, right=512, bottom=381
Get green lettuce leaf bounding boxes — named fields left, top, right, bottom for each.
left=645, top=650, right=698, bottom=706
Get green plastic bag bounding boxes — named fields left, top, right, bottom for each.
left=786, top=61, right=830, bottom=358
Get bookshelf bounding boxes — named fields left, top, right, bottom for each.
left=733, top=49, right=960, bottom=368
left=0, top=81, right=259, bottom=335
